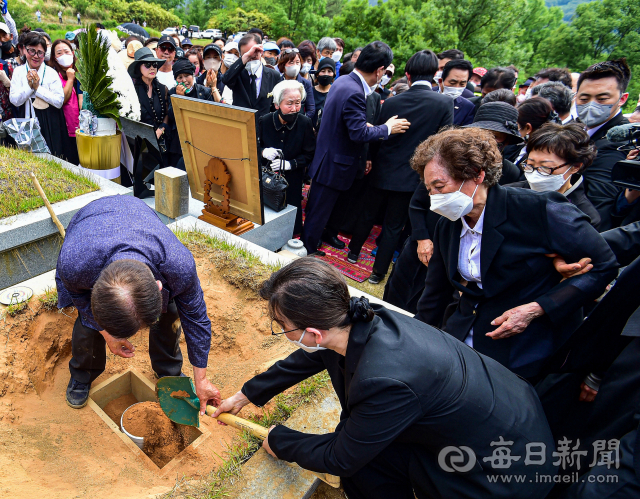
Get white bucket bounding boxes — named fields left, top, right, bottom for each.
left=94, top=117, right=117, bottom=137
left=121, top=402, right=144, bottom=450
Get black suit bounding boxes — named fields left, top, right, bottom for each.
left=508, top=174, right=602, bottom=231
left=583, top=113, right=629, bottom=230
left=384, top=158, right=523, bottom=314
left=220, top=60, right=281, bottom=121
left=347, top=84, right=454, bottom=275
left=416, top=183, right=618, bottom=379
left=242, top=305, right=556, bottom=499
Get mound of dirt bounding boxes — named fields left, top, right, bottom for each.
left=123, top=401, right=189, bottom=468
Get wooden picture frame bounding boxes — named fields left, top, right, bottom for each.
left=171, top=95, right=264, bottom=225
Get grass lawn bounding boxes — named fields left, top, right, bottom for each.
left=0, top=147, right=99, bottom=219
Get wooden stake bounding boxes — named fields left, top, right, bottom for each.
left=29, top=171, right=66, bottom=238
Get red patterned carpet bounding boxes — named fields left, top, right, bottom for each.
left=301, top=186, right=380, bottom=283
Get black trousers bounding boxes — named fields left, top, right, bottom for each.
left=69, top=301, right=183, bottom=384
left=301, top=181, right=342, bottom=253
left=348, top=188, right=413, bottom=275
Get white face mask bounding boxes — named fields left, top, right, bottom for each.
left=45, top=47, right=51, bottom=62
left=56, top=54, right=73, bottom=67
left=332, top=51, right=342, bottom=62
left=203, top=58, right=221, bottom=72
left=246, top=59, right=261, bottom=75
left=285, top=64, right=300, bottom=78
left=523, top=86, right=533, bottom=101
left=525, top=166, right=572, bottom=192
left=380, top=74, right=391, bottom=87
left=517, top=93, right=526, bottom=103
left=300, top=62, right=312, bottom=74
left=286, top=329, right=327, bottom=353
left=223, top=53, right=238, bottom=68
left=429, top=180, right=479, bottom=221
left=433, top=70, right=443, bottom=84
left=442, top=86, right=464, bottom=99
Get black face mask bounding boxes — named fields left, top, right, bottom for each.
left=1, top=40, right=13, bottom=57
left=317, top=75, right=333, bottom=86
left=264, top=56, right=277, bottom=66
left=279, top=109, right=298, bottom=124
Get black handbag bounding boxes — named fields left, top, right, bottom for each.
left=261, top=159, right=289, bottom=212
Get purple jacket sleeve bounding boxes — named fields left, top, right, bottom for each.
left=343, top=90, right=389, bottom=143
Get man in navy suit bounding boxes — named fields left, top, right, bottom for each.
left=302, top=41, right=410, bottom=255
left=437, top=59, right=476, bottom=126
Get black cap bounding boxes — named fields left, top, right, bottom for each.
left=464, top=101, right=523, bottom=142
left=203, top=43, right=222, bottom=58
left=317, top=57, right=336, bottom=74
left=172, top=57, right=196, bottom=78
left=181, top=38, right=193, bottom=47
left=158, top=34, right=177, bottom=49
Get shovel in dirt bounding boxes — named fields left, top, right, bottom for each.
left=156, top=376, right=341, bottom=488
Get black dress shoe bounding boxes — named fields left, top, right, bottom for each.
left=368, top=272, right=385, bottom=285
left=323, top=235, right=346, bottom=250
left=347, top=251, right=358, bottom=264
left=308, top=250, right=326, bottom=257
left=66, top=377, right=90, bottom=409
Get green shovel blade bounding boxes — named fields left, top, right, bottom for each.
left=156, top=376, right=202, bottom=428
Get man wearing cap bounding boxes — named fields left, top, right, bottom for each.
left=196, top=43, right=224, bottom=99
left=0, top=20, right=16, bottom=62
left=221, top=33, right=280, bottom=121
left=262, top=41, right=280, bottom=70
left=517, top=77, right=535, bottom=103
left=181, top=38, right=193, bottom=50
left=156, top=34, right=177, bottom=89
left=469, top=67, right=486, bottom=90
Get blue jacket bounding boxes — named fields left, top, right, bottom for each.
left=309, top=71, right=389, bottom=191
left=453, top=95, right=476, bottom=126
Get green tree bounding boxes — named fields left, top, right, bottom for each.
left=185, top=0, right=210, bottom=28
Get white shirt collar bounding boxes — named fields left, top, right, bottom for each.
left=353, top=69, right=372, bottom=97
left=460, top=208, right=485, bottom=237
left=586, top=109, right=621, bottom=137
left=411, top=80, right=432, bottom=87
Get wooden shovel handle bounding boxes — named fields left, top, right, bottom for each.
left=205, top=405, right=340, bottom=488
left=29, top=172, right=65, bottom=238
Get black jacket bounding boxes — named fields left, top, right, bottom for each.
left=221, top=60, right=280, bottom=120
left=371, top=84, right=453, bottom=192
left=508, top=174, right=602, bottom=231
left=134, top=78, right=169, bottom=129
left=416, top=183, right=618, bottom=379
left=257, top=111, right=316, bottom=172
left=583, top=113, right=629, bottom=230
left=242, top=305, right=556, bottom=498
left=357, top=91, right=382, bottom=179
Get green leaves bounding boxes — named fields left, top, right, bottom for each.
left=75, top=24, right=122, bottom=125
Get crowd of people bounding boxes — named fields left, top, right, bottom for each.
left=3, top=11, right=640, bottom=497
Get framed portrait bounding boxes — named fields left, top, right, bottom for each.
left=170, top=95, right=264, bottom=225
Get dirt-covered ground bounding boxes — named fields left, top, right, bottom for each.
left=0, top=253, right=298, bottom=498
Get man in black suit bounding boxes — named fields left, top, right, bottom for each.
left=468, top=67, right=517, bottom=112
left=347, top=50, right=453, bottom=284
left=576, top=59, right=631, bottom=230
left=220, top=33, right=281, bottom=121
left=301, top=41, right=410, bottom=255
left=434, top=49, right=474, bottom=99
left=437, top=59, right=476, bottom=125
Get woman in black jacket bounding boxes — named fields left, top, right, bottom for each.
left=212, top=258, right=558, bottom=499
left=129, top=48, right=170, bottom=160
left=507, top=122, right=602, bottom=230
left=414, top=127, right=618, bottom=381
left=258, top=80, right=315, bottom=235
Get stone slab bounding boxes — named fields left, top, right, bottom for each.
left=229, top=391, right=342, bottom=499
left=154, top=167, right=189, bottom=219
left=142, top=187, right=296, bottom=252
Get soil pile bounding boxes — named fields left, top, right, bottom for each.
left=103, top=393, right=139, bottom=424
left=123, top=401, right=189, bottom=468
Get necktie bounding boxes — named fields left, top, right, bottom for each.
left=249, top=74, right=257, bottom=107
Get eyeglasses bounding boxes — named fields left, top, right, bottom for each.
left=522, top=162, right=569, bottom=176
left=282, top=48, right=299, bottom=55
left=158, top=45, right=175, bottom=52
left=26, top=48, right=45, bottom=58
left=270, top=319, right=301, bottom=336
left=142, top=62, right=157, bottom=69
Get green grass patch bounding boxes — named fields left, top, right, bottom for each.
left=5, top=298, right=31, bottom=317
left=38, top=287, right=59, bottom=311
left=173, top=226, right=281, bottom=293
left=160, top=371, right=331, bottom=499
left=0, top=147, right=99, bottom=219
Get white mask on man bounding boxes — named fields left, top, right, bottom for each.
left=332, top=51, right=342, bottom=62
left=442, top=86, right=465, bottom=99
left=380, top=74, right=391, bottom=86
left=246, top=59, right=261, bottom=75
left=223, top=53, right=238, bottom=68
left=433, top=70, right=443, bottom=84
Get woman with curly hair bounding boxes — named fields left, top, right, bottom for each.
left=508, top=122, right=602, bottom=230
left=413, top=127, right=618, bottom=381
